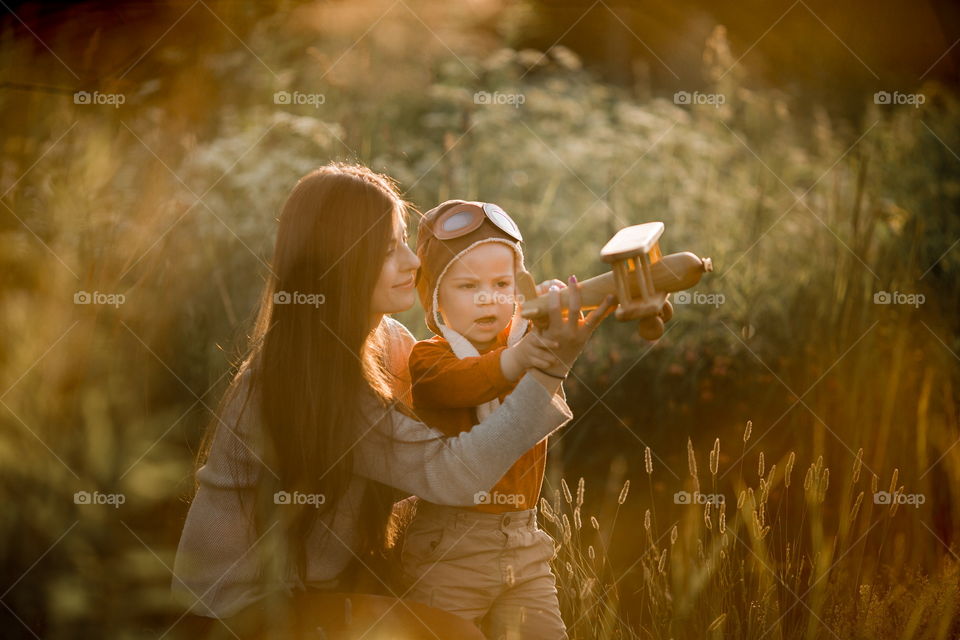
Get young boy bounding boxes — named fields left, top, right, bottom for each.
left=403, top=200, right=569, bottom=639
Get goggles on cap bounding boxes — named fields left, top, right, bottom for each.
left=431, top=202, right=523, bottom=243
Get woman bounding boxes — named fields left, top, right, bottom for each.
left=170, top=163, right=612, bottom=634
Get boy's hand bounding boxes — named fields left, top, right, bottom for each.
left=535, top=279, right=566, bottom=296
left=500, top=332, right=561, bottom=381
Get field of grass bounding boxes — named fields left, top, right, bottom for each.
left=1, top=1, right=958, bottom=638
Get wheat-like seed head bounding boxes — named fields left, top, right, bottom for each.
left=853, top=447, right=863, bottom=484
left=658, top=548, right=667, bottom=574
left=758, top=451, right=765, bottom=478
left=645, top=446, right=653, bottom=475
left=744, top=420, right=753, bottom=443
left=708, top=613, right=728, bottom=632
left=644, top=509, right=651, bottom=532
left=890, top=485, right=905, bottom=516
left=574, top=506, right=582, bottom=530
left=785, top=451, right=796, bottom=488
left=590, top=515, right=599, bottom=531
left=561, top=478, right=572, bottom=504
left=618, top=480, right=630, bottom=505
left=688, top=437, right=699, bottom=480
left=576, top=477, right=584, bottom=507
left=543, top=500, right=558, bottom=525
left=849, top=491, right=864, bottom=521
left=670, top=524, right=678, bottom=545
left=889, top=468, right=899, bottom=497
left=710, top=438, right=720, bottom=476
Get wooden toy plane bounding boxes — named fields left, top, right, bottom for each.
left=518, top=222, right=712, bottom=340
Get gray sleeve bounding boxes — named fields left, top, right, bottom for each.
left=170, top=372, right=287, bottom=618
left=354, top=374, right=572, bottom=505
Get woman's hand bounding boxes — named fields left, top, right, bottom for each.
left=537, top=275, right=615, bottom=377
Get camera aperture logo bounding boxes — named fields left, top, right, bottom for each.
left=273, top=290, right=326, bottom=307
left=74, top=91, right=125, bottom=108
left=273, top=91, right=326, bottom=108
left=274, top=490, right=326, bottom=507
left=474, top=490, right=526, bottom=506
left=74, top=490, right=126, bottom=508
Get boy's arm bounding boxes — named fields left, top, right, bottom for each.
left=409, top=341, right=514, bottom=409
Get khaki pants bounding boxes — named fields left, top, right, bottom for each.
left=400, top=502, right=567, bottom=640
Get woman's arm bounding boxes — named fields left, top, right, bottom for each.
left=353, top=373, right=572, bottom=506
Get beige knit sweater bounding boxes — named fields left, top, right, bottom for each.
left=171, top=317, right=572, bottom=618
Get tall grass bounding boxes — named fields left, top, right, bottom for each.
left=543, top=428, right=959, bottom=639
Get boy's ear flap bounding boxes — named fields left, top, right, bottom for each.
left=516, top=270, right=538, bottom=306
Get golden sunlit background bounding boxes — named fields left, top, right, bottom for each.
left=2, top=1, right=959, bottom=638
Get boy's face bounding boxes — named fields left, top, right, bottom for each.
left=437, top=242, right=517, bottom=350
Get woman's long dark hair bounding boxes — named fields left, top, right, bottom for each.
left=195, top=163, right=410, bottom=591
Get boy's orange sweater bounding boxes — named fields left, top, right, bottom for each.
left=408, top=325, right=547, bottom=514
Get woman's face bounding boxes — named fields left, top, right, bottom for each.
left=370, top=211, right=420, bottom=316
